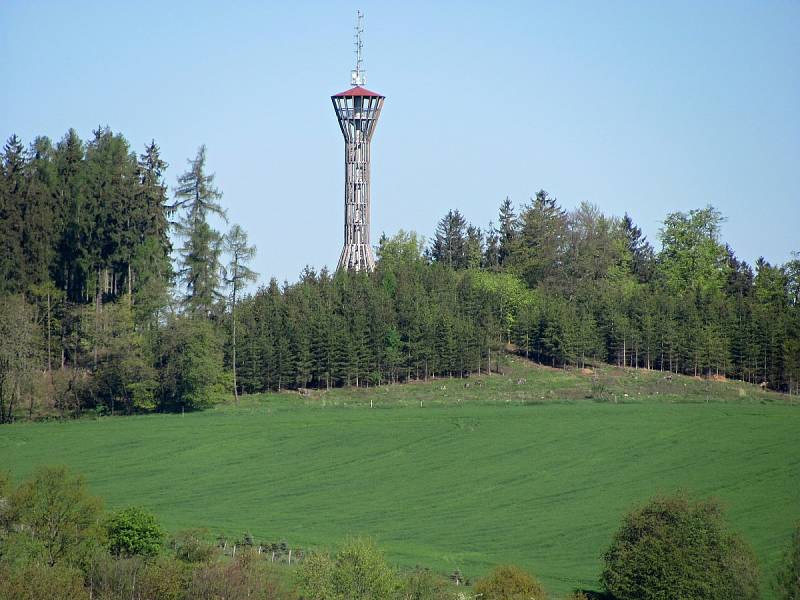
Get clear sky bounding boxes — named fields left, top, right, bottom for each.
left=2, top=1, right=798, bottom=286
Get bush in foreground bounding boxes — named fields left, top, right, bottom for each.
left=297, top=537, right=398, bottom=599
left=776, top=521, right=800, bottom=599
left=1, top=465, right=103, bottom=568
left=0, top=563, right=85, bottom=600
left=473, top=564, right=547, bottom=600
left=601, top=493, right=759, bottom=600
left=401, top=567, right=457, bottom=599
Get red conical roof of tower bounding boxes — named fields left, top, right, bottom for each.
left=332, top=85, right=384, bottom=98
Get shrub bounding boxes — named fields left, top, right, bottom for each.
left=0, top=562, right=85, bottom=600
left=297, top=537, right=398, bottom=600
left=170, top=528, right=218, bottom=563
left=331, top=537, right=398, bottom=599
left=138, top=555, right=189, bottom=600
left=5, top=465, right=103, bottom=568
left=105, top=506, right=165, bottom=558
left=188, top=554, right=291, bottom=600
left=401, top=567, right=456, bottom=599
left=473, top=565, right=547, bottom=600
left=297, top=551, right=335, bottom=599
left=601, top=493, right=760, bottom=600
left=86, top=554, right=147, bottom=599
left=776, top=522, right=800, bottom=599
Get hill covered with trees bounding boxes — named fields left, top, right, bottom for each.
left=0, top=128, right=799, bottom=421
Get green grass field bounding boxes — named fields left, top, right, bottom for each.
left=3, top=357, right=799, bottom=598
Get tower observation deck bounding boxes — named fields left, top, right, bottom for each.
left=332, top=11, right=384, bottom=272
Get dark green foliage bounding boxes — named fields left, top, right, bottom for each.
left=0, top=295, right=41, bottom=422
left=601, top=493, right=760, bottom=600
left=429, top=209, right=470, bottom=269
left=174, top=144, right=227, bottom=317
left=105, top=506, right=165, bottom=558
left=155, top=316, right=228, bottom=411
left=1, top=124, right=799, bottom=425
left=473, top=564, right=547, bottom=600
left=776, top=522, right=800, bottom=600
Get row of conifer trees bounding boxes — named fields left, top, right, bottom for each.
left=1, top=128, right=799, bottom=421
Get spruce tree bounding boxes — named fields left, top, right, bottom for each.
left=430, top=209, right=468, bottom=269
left=497, top=196, right=518, bottom=266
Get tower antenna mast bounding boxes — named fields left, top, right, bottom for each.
left=351, top=10, right=365, bottom=86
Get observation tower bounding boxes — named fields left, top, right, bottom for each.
left=331, top=11, right=384, bottom=272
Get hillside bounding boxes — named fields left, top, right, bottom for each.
left=3, top=356, right=798, bottom=598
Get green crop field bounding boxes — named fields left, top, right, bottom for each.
left=3, top=357, right=799, bottom=598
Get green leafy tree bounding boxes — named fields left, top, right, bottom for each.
left=474, top=565, right=547, bottom=600
left=105, top=506, right=165, bottom=558
left=601, top=493, right=760, bottom=600
left=658, top=206, right=730, bottom=296
left=155, top=316, right=228, bottom=411
left=2, top=466, right=103, bottom=568
left=297, top=537, right=398, bottom=600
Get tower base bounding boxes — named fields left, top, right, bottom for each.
left=338, top=243, right=376, bottom=272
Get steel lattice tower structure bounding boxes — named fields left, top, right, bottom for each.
left=331, top=11, right=384, bottom=272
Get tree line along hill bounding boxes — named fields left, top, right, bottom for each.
left=0, top=127, right=798, bottom=421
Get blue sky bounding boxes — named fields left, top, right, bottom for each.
left=2, top=1, right=798, bottom=285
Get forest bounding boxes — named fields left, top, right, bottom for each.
left=1, top=127, right=799, bottom=421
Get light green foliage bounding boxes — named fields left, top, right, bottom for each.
left=331, top=538, right=398, bottom=599
left=775, top=522, right=800, bottom=600
left=601, top=493, right=760, bottom=600
left=658, top=205, right=730, bottom=295
left=297, top=551, right=336, bottom=599
left=466, top=270, right=534, bottom=339
left=298, top=537, right=398, bottom=599
left=1, top=358, right=797, bottom=597
left=106, top=506, right=165, bottom=558
left=377, top=230, right=426, bottom=272
left=474, top=565, right=547, bottom=600
left=2, top=466, right=102, bottom=568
